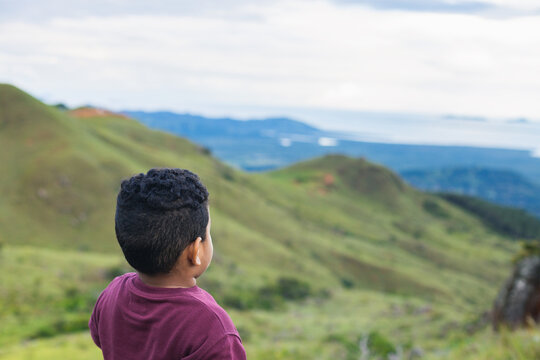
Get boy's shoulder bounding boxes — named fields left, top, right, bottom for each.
left=90, top=274, right=246, bottom=359
left=98, top=272, right=237, bottom=334
left=174, top=282, right=238, bottom=335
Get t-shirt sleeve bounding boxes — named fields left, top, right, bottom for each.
left=191, top=334, right=246, bottom=360
left=88, top=308, right=101, bottom=348
left=88, top=292, right=104, bottom=348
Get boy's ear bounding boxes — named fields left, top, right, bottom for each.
left=188, top=237, right=203, bottom=266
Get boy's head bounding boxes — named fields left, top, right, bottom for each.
left=115, top=168, right=210, bottom=275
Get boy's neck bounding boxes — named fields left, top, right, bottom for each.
left=138, top=271, right=196, bottom=288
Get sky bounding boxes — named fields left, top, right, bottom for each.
left=1, top=0, right=539, bottom=149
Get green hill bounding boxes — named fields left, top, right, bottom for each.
left=0, top=84, right=533, bottom=359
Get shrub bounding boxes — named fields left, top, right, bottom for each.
left=223, top=292, right=254, bottom=310
left=59, top=287, right=96, bottom=312
left=340, top=277, right=355, bottom=289
left=325, top=333, right=360, bottom=360
left=199, top=146, right=212, bottom=155
left=367, top=331, right=396, bottom=358
left=30, top=314, right=90, bottom=339
left=514, top=241, right=540, bottom=263
left=255, top=285, right=286, bottom=310
left=276, top=277, right=311, bottom=300
left=222, top=277, right=312, bottom=311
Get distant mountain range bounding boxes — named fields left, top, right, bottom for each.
left=124, top=110, right=540, bottom=217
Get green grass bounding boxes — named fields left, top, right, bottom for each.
left=0, top=246, right=123, bottom=346
left=0, top=333, right=102, bottom=360
left=434, top=327, right=540, bottom=359
left=0, top=84, right=533, bottom=359
left=3, top=326, right=539, bottom=360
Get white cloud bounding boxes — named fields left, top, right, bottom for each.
left=427, top=0, right=540, bottom=11
left=470, top=0, right=540, bottom=11
left=1, top=0, right=540, bottom=123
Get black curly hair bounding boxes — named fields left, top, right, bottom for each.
left=115, top=168, right=209, bottom=275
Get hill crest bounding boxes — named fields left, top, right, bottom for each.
left=274, top=154, right=408, bottom=205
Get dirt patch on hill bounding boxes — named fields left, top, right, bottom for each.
left=69, top=107, right=129, bottom=119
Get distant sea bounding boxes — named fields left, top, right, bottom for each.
left=323, top=113, right=540, bottom=157
left=187, top=106, right=540, bottom=157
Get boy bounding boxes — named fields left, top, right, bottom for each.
left=89, top=168, right=246, bottom=359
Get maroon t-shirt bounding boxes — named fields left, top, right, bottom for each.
left=89, top=273, right=246, bottom=360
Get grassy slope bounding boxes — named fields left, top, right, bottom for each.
left=0, top=84, right=527, bottom=359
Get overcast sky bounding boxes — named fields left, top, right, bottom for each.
left=1, top=0, right=540, bottom=147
